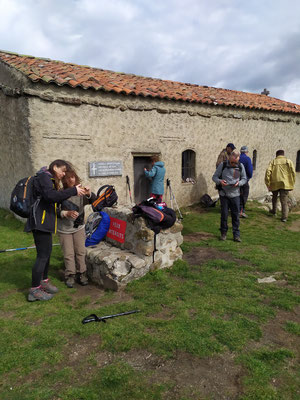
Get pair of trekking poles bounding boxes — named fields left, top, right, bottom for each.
left=126, top=175, right=183, bottom=220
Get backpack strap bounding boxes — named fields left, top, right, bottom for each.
left=153, top=233, right=157, bottom=263
left=220, top=161, right=242, bottom=174
left=93, top=185, right=114, bottom=209
left=218, top=161, right=227, bottom=179
left=97, top=185, right=111, bottom=197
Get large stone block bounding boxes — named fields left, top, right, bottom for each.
left=86, top=206, right=183, bottom=290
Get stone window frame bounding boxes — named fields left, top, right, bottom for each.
left=296, top=150, right=300, bottom=172
left=252, top=149, right=257, bottom=171
left=182, top=149, right=196, bottom=183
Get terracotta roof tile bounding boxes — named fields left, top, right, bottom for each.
left=0, top=50, right=300, bottom=114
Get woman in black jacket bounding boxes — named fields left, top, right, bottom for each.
left=26, top=160, right=86, bottom=302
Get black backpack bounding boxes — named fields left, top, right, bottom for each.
left=200, top=194, right=218, bottom=208
left=92, top=185, right=118, bottom=212
left=132, top=199, right=177, bottom=262
left=10, top=176, right=36, bottom=218
left=132, top=199, right=176, bottom=234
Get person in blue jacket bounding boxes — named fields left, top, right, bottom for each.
left=144, top=155, right=166, bottom=202
left=239, top=146, right=253, bottom=218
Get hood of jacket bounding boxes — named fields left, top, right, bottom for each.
left=154, top=161, right=165, bottom=168
left=36, top=166, right=53, bottom=177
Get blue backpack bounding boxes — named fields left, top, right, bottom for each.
left=85, top=211, right=111, bottom=247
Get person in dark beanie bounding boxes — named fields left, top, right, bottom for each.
left=239, top=146, right=253, bottom=218
left=216, top=143, right=236, bottom=167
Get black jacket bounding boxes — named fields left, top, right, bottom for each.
left=25, top=170, right=77, bottom=233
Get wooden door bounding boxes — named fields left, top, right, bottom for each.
left=133, top=156, right=151, bottom=203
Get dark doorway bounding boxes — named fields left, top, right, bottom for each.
left=133, top=156, right=152, bottom=203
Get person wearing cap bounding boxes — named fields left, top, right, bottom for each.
left=239, top=146, right=253, bottom=218
left=216, top=143, right=236, bottom=167
left=265, top=150, right=296, bottom=222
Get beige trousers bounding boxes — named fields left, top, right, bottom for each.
left=58, top=228, right=86, bottom=278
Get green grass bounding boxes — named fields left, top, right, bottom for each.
left=0, top=203, right=299, bottom=400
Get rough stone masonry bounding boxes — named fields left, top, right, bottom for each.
left=85, top=206, right=183, bottom=290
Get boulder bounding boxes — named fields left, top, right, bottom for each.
left=86, top=206, right=183, bottom=290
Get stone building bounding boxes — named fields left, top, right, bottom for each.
left=1, top=50, right=300, bottom=209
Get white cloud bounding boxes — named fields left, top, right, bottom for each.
left=1, top=0, right=300, bottom=103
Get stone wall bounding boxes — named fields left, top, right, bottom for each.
left=1, top=70, right=300, bottom=210
left=25, top=85, right=300, bottom=206
left=85, top=206, right=183, bottom=290
left=0, top=91, right=32, bottom=208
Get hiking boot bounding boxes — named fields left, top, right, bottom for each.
left=240, top=212, right=248, bottom=218
left=41, top=279, right=59, bottom=294
left=281, top=218, right=287, bottom=222
left=269, top=210, right=276, bottom=216
left=79, top=273, right=88, bottom=286
left=65, top=275, right=75, bottom=288
left=28, top=286, right=53, bottom=302
left=234, top=236, right=242, bottom=242
left=220, top=233, right=227, bottom=241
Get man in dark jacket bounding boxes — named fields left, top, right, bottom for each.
left=239, top=146, right=253, bottom=218
left=212, top=151, right=247, bottom=242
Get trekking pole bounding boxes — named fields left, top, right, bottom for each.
left=0, top=243, right=60, bottom=254
left=82, top=309, right=140, bottom=324
left=166, top=179, right=183, bottom=220
left=171, top=187, right=183, bottom=220
left=126, top=175, right=133, bottom=204
left=166, top=179, right=173, bottom=209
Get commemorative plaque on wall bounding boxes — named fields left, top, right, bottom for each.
left=89, top=161, right=123, bottom=177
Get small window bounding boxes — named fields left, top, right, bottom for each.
left=252, top=150, right=257, bottom=171
left=182, top=150, right=196, bottom=182
left=296, top=150, right=300, bottom=172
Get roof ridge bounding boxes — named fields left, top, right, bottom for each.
left=0, top=49, right=299, bottom=114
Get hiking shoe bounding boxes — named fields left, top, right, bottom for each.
left=28, top=286, right=53, bottom=302
left=234, top=236, right=242, bottom=242
left=240, top=212, right=248, bottom=218
left=79, top=273, right=88, bottom=286
left=65, top=275, right=75, bottom=288
left=220, top=233, right=227, bottom=241
left=281, top=218, right=287, bottom=222
left=41, top=279, right=59, bottom=294
left=269, top=210, right=276, bottom=216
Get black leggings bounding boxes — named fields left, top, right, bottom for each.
left=32, top=230, right=52, bottom=287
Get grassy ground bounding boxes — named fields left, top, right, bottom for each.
left=0, top=203, right=299, bottom=400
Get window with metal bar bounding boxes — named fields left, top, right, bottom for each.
left=182, top=150, right=196, bottom=182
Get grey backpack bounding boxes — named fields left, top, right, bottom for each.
left=85, top=212, right=103, bottom=239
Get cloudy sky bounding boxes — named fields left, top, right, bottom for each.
left=1, top=0, right=300, bottom=104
